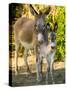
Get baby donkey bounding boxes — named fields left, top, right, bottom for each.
left=36, top=22, right=58, bottom=84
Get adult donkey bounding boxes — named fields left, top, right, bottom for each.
left=14, top=4, right=50, bottom=77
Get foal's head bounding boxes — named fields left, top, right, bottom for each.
left=49, top=22, right=58, bottom=50
left=37, top=22, right=58, bottom=50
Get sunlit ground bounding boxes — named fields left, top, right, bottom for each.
left=9, top=52, right=65, bottom=87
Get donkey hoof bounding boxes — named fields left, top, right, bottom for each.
left=52, top=81, right=55, bottom=84
left=37, top=77, right=42, bottom=83
left=45, top=81, right=48, bottom=84
left=37, top=79, right=42, bottom=83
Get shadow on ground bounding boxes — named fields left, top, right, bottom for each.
left=10, top=68, right=65, bottom=87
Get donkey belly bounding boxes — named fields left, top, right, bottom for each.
left=20, top=41, right=35, bottom=49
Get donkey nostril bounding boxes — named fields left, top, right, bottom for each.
left=51, top=46, right=55, bottom=49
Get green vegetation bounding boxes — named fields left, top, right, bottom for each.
left=56, top=6, right=65, bottom=61
left=9, top=3, right=65, bottom=61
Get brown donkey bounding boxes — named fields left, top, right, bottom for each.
left=14, top=4, right=50, bottom=81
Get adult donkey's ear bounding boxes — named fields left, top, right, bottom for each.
left=43, top=6, right=51, bottom=16
left=54, top=22, right=58, bottom=31
left=29, top=4, right=39, bottom=16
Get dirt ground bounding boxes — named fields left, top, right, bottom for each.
left=9, top=54, right=65, bottom=87
left=10, top=68, right=65, bottom=87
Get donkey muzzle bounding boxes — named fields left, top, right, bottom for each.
left=38, top=33, right=44, bottom=42
left=51, top=46, right=56, bottom=49
left=50, top=42, right=56, bottom=50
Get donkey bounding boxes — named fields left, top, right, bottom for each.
left=14, top=4, right=50, bottom=75
left=36, top=22, right=58, bottom=84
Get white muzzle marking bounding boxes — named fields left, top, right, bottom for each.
left=38, top=33, right=44, bottom=42
left=50, top=42, right=56, bottom=47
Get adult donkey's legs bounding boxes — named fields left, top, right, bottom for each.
left=15, top=40, right=19, bottom=75
left=24, top=48, right=31, bottom=73
left=36, top=52, right=43, bottom=82
left=15, top=39, right=30, bottom=74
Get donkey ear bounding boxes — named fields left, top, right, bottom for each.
left=54, top=22, right=58, bottom=31
left=44, top=6, right=51, bottom=16
left=46, top=23, right=50, bottom=30
left=29, top=4, right=39, bottom=16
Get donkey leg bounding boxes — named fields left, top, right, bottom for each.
left=45, top=60, right=49, bottom=84
left=15, top=43, right=19, bottom=75
left=50, top=52, right=56, bottom=84
left=39, top=59, right=43, bottom=81
left=24, top=49, right=31, bottom=73
left=50, top=60, right=55, bottom=84
left=41, top=60, right=43, bottom=79
left=36, top=57, right=42, bottom=82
